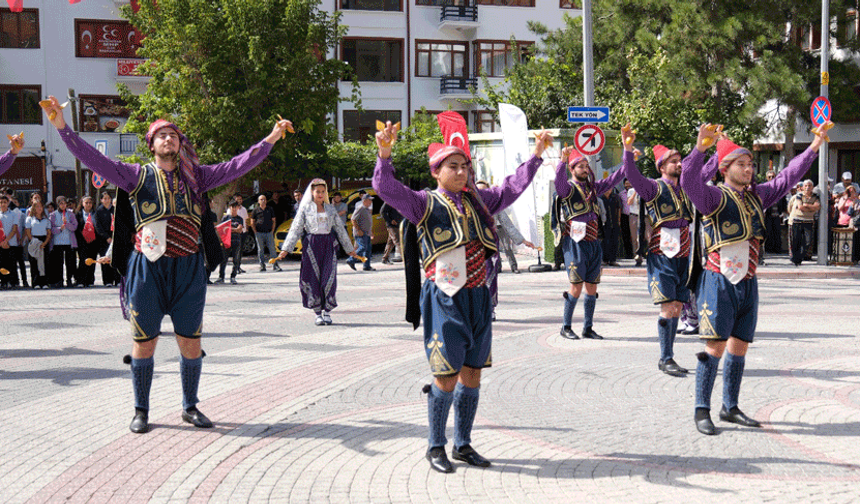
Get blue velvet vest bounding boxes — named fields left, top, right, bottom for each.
left=644, top=179, right=692, bottom=228
left=558, top=181, right=596, bottom=223
left=701, top=184, right=765, bottom=253
left=416, top=191, right=497, bottom=269
left=129, top=163, right=202, bottom=231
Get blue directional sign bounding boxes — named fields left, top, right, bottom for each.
left=810, top=96, right=832, bottom=126
left=567, top=106, right=610, bottom=123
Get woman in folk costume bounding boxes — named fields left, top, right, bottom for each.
left=277, top=178, right=360, bottom=326
left=372, top=111, right=551, bottom=474
left=680, top=122, right=829, bottom=435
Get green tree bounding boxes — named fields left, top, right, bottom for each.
left=118, top=0, right=359, bottom=192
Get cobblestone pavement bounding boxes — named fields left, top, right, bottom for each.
left=1, top=255, right=858, bottom=503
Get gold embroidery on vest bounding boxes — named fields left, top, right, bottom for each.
left=660, top=203, right=673, bottom=215
left=141, top=202, right=157, bottom=215
left=434, top=228, right=452, bottom=242
left=722, top=221, right=740, bottom=235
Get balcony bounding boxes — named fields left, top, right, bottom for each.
left=439, top=76, right=477, bottom=99
left=439, top=4, right=479, bottom=35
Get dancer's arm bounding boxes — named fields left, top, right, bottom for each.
left=680, top=124, right=721, bottom=215
left=371, top=122, right=428, bottom=224
left=757, top=124, right=827, bottom=209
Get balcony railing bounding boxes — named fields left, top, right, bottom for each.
left=440, top=76, right=478, bottom=95
left=440, top=4, right=478, bottom=23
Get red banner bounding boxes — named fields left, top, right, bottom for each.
left=75, top=19, right=141, bottom=59
left=117, top=58, right=145, bottom=77
left=6, top=0, right=23, bottom=13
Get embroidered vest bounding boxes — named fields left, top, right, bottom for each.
left=552, top=182, right=596, bottom=245
left=416, top=191, right=497, bottom=269
left=644, top=179, right=692, bottom=228
left=701, top=185, right=765, bottom=253
left=129, top=163, right=202, bottom=231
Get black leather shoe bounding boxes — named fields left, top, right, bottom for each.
left=182, top=408, right=213, bottom=428
left=130, top=409, right=149, bottom=434
left=719, top=406, right=761, bottom=428
left=452, top=445, right=491, bottom=467
left=273, top=263, right=283, bottom=272
left=560, top=326, right=579, bottom=340
left=511, top=266, right=519, bottom=274
left=426, top=446, right=454, bottom=473
left=658, top=358, right=688, bottom=376
left=581, top=327, right=604, bottom=340
left=347, top=261, right=356, bottom=271
left=695, top=408, right=717, bottom=435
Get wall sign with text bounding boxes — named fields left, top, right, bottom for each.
left=75, top=19, right=141, bottom=59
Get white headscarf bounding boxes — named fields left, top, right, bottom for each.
left=299, top=178, right=329, bottom=212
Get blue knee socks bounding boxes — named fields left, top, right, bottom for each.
left=658, top=317, right=672, bottom=362
left=180, top=355, right=202, bottom=411
left=722, top=352, right=745, bottom=410
left=563, top=292, right=577, bottom=328
left=582, top=294, right=597, bottom=331
left=695, top=352, right=720, bottom=410
left=427, top=383, right=454, bottom=448
left=453, top=383, right=480, bottom=449
left=131, top=357, right=154, bottom=411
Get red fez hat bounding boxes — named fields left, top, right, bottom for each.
left=717, top=138, right=752, bottom=172
left=652, top=144, right=679, bottom=169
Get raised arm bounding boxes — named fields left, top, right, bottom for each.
left=623, top=150, right=658, bottom=201
left=1, top=150, right=16, bottom=176
left=594, top=162, right=626, bottom=195
left=198, top=140, right=273, bottom=192
left=279, top=206, right=308, bottom=254
left=371, top=122, right=429, bottom=224
left=680, top=124, right=722, bottom=215
left=555, top=158, right=572, bottom=199
left=476, top=154, right=543, bottom=215
left=757, top=147, right=820, bottom=210
left=57, top=126, right=141, bottom=192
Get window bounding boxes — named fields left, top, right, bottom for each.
left=0, top=85, right=41, bottom=125
left=342, top=38, right=404, bottom=82
left=415, top=0, right=468, bottom=5
left=475, top=0, right=535, bottom=6
left=343, top=110, right=402, bottom=143
left=341, top=0, right=402, bottom=11
left=1, top=8, right=39, bottom=48
left=793, top=23, right=821, bottom=51
left=475, top=40, right=532, bottom=77
left=559, top=0, right=579, bottom=8
left=78, top=95, right=132, bottom=133
left=75, top=19, right=141, bottom=58
left=838, top=9, right=858, bottom=47
left=416, top=41, right=468, bottom=78
left=473, top=110, right=498, bottom=133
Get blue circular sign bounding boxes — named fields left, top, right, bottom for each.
left=810, top=96, right=832, bottom=126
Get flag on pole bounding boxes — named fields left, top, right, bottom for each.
left=6, top=0, right=23, bottom=13
left=498, top=103, right=539, bottom=244
left=215, top=220, right=232, bottom=249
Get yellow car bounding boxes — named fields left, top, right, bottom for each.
left=274, top=187, right=388, bottom=255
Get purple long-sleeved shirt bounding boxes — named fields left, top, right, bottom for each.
left=680, top=148, right=818, bottom=216
left=624, top=150, right=688, bottom=229
left=57, top=125, right=273, bottom=194
left=0, top=149, right=16, bottom=176
left=555, top=159, right=626, bottom=223
left=372, top=154, right=543, bottom=225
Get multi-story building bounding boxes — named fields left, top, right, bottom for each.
left=1, top=0, right=146, bottom=202
left=330, top=0, right=577, bottom=142
left=1, top=0, right=579, bottom=202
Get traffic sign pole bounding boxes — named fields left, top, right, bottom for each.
left=818, top=0, right=829, bottom=265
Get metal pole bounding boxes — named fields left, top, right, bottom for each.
left=582, top=0, right=594, bottom=107
left=67, top=88, right=83, bottom=202
left=817, top=1, right=829, bottom=265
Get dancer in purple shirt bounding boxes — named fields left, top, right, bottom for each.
left=680, top=122, right=829, bottom=435
left=373, top=118, right=550, bottom=474
left=1, top=132, right=24, bottom=176
left=554, top=146, right=625, bottom=340
left=42, top=96, right=293, bottom=434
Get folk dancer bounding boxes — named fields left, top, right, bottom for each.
left=554, top=146, right=626, bottom=340
left=372, top=112, right=550, bottom=473
left=680, top=122, right=828, bottom=435
left=42, top=96, right=293, bottom=433
left=277, top=178, right=360, bottom=325
left=622, top=126, right=709, bottom=376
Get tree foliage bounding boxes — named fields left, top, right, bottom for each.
left=475, top=0, right=859, bottom=167
left=118, top=0, right=358, bottom=185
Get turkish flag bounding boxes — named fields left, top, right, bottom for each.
left=437, top=111, right=471, bottom=159
left=0, top=224, right=6, bottom=244
left=215, top=220, right=232, bottom=249
left=69, top=0, right=83, bottom=4
left=6, top=0, right=23, bottom=13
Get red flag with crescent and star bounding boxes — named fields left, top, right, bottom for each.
left=436, top=111, right=471, bottom=160
left=215, top=220, right=232, bottom=249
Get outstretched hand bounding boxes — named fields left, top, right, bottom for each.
left=7, top=132, right=24, bottom=155
left=696, top=123, right=720, bottom=153
left=533, top=130, right=553, bottom=158
left=620, top=123, right=635, bottom=152
left=41, top=96, right=67, bottom=130
left=266, top=116, right=294, bottom=145
left=376, top=121, right=399, bottom=159
left=810, top=121, right=834, bottom=152
left=560, top=145, right=575, bottom=163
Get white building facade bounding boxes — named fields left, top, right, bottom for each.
left=1, top=0, right=578, bottom=201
